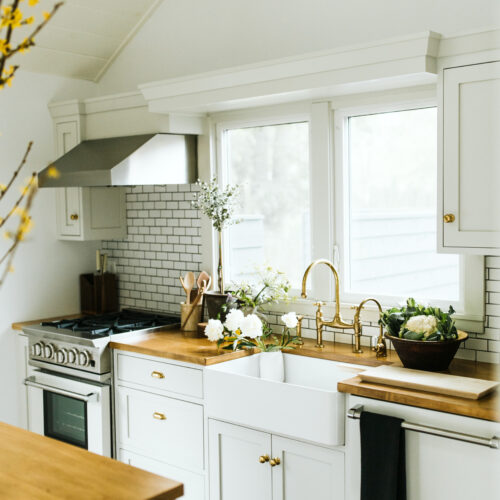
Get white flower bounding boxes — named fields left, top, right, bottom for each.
left=281, top=312, right=298, bottom=329
left=205, top=319, right=224, bottom=342
left=406, top=315, right=438, bottom=337
left=224, top=309, right=245, bottom=333
left=239, top=314, right=263, bottom=339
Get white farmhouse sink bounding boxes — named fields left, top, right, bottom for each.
left=205, top=353, right=365, bottom=446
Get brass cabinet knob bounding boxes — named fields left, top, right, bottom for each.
left=269, top=457, right=281, bottom=467
left=259, top=454, right=270, bottom=464
left=70, top=213, right=79, bottom=221
left=151, top=371, right=165, bottom=379
left=153, top=412, right=166, bottom=420
left=443, top=213, right=455, bottom=223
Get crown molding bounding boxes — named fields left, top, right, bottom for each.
left=139, top=31, right=442, bottom=113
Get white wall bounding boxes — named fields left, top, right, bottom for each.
left=98, top=0, right=500, bottom=93
left=0, top=70, right=100, bottom=425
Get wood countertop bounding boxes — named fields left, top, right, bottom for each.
left=0, top=422, right=183, bottom=500
left=337, top=355, right=499, bottom=422
left=109, top=328, right=256, bottom=365
left=12, top=315, right=500, bottom=421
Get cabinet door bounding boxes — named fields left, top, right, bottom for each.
left=119, top=449, right=205, bottom=500
left=208, top=420, right=272, bottom=500
left=54, top=120, right=82, bottom=238
left=442, top=61, right=500, bottom=253
left=271, top=435, right=344, bottom=500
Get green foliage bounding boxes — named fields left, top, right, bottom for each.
left=191, top=178, right=240, bottom=232
left=380, top=297, right=458, bottom=342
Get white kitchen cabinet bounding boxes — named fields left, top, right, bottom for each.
left=345, top=395, right=500, bottom=500
left=119, top=449, right=205, bottom=500
left=52, top=115, right=126, bottom=241
left=15, top=331, right=34, bottom=430
left=272, top=435, right=344, bottom=500
left=208, top=419, right=344, bottom=500
left=440, top=60, right=500, bottom=254
left=209, top=420, right=273, bottom=500
left=114, top=351, right=206, bottom=499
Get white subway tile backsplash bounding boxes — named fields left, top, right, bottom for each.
left=103, top=184, right=500, bottom=363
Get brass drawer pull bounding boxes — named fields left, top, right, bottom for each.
left=70, top=213, right=79, bottom=221
left=151, top=371, right=165, bottom=379
left=269, top=457, right=281, bottom=467
left=443, top=213, right=455, bottom=223
left=153, top=412, right=166, bottom=420
left=259, top=454, right=269, bottom=464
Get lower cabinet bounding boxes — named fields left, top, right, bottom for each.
left=114, top=351, right=207, bottom=500
left=209, top=419, right=344, bottom=500
left=119, top=449, right=205, bottom=500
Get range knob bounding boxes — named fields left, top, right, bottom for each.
left=44, top=343, right=55, bottom=359
left=78, top=350, right=91, bottom=367
left=56, top=348, right=68, bottom=364
left=33, top=342, right=43, bottom=357
left=68, top=348, right=78, bottom=364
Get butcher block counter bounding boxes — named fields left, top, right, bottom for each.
left=0, top=422, right=183, bottom=500
left=12, top=316, right=499, bottom=421
left=109, top=328, right=255, bottom=365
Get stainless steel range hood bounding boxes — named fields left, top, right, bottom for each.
left=38, top=133, right=197, bottom=188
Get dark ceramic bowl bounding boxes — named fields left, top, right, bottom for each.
left=385, top=330, right=468, bottom=372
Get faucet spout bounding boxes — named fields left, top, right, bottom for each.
left=301, top=259, right=342, bottom=322
left=301, top=259, right=353, bottom=348
left=353, top=298, right=387, bottom=358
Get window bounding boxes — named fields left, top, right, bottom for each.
left=341, top=106, right=461, bottom=305
left=220, top=121, right=311, bottom=288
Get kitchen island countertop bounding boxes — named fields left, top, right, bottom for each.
left=0, top=422, right=183, bottom=500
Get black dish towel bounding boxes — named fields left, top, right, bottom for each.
left=360, top=411, right=406, bottom=500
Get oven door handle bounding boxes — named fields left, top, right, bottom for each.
left=24, top=376, right=99, bottom=403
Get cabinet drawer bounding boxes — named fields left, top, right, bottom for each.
left=119, top=449, right=205, bottom=500
left=117, top=353, right=203, bottom=398
left=117, top=387, right=204, bottom=471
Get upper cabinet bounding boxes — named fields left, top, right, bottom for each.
left=440, top=60, right=500, bottom=255
left=51, top=112, right=126, bottom=241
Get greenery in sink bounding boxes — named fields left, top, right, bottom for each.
left=380, top=298, right=458, bottom=341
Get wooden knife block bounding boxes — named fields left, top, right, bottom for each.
left=80, top=273, right=119, bottom=315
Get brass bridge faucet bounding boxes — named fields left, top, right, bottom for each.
left=301, top=259, right=387, bottom=357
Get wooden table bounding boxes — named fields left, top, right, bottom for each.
left=0, top=423, right=183, bottom=499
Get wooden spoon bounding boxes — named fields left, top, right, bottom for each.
left=183, top=271, right=195, bottom=304
left=197, top=271, right=210, bottom=292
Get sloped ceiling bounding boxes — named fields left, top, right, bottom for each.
left=10, top=0, right=161, bottom=81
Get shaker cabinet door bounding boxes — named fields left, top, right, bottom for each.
left=208, top=419, right=272, bottom=500
left=271, top=435, right=344, bottom=500
left=441, top=60, right=500, bottom=254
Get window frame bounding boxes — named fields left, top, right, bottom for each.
left=214, top=105, right=314, bottom=294
left=208, top=95, right=485, bottom=331
left=333, top=99, right=484, bottom=322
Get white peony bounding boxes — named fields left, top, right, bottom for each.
left=406, top=315, right=438, bottom=337
left=239, top=314, right=263, bottom=339
left=281, top=312, right=298, bottom=329
left=205, top=319, right=224, bottom=342
left=224, top=309, right=245, bottom=333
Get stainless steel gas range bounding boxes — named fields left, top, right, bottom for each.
left=22, top=309, right=179, bottom=457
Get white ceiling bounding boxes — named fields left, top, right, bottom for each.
left=11, top=0, right=161, bottom=81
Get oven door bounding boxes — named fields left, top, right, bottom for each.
left=24, top=370, right=111, bottom=457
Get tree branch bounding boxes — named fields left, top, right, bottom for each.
left=0, top=140, right=32, bottom=200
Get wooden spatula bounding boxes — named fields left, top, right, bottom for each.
left=179, top=271, right=195, bottom=304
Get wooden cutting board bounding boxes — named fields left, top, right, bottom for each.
left=359, top=365, right=499, bottom=400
